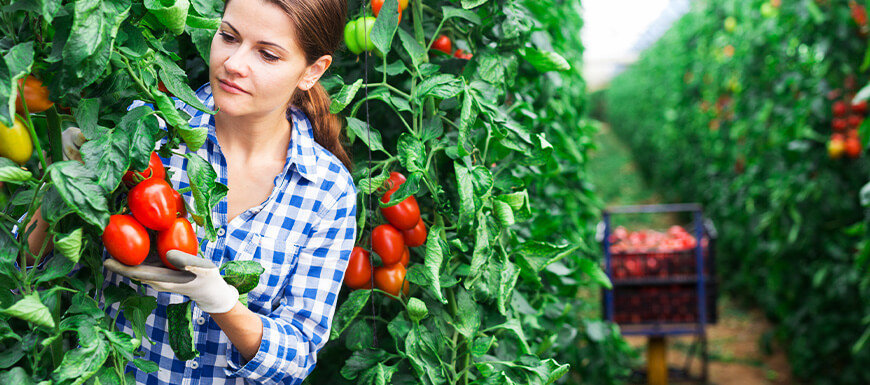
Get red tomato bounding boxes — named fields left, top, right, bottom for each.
left=123, top=152, right=165, bottom=186
left=385, top=171, right=407, bottom=191
left=853, top=100, right=868, bottom=115
left=128, top=178, right=177, bottom=231
left=834, top=101, right=848, bottom=117
left=374, top=263, right=409, bottom=297
left=402, top=220, right=426, bottom=247
left=372, top=224, right=405, bottom=265
left=372, top=0, right=402, bottom=21
left=833, top=118, right=848, bottom=131
left=102, top=215, right=150, bottom=266
left=453, top=49, right=473, bottom=60
left=432, top=35, right=452, bottom=54
left=399, top=246, right=410, bottom=267
left=845, top=136, right=863, bottom=158
left=381, top=188, right=421, bottom=230
left=345, top=247, right=373, bottom=289
left=172, top=190, right=187, bottom=218
left=849, top=115, right=863, bottom=128
left=156, top=218, right=198, bottom=270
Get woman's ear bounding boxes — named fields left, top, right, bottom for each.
left=298, top=55, right=333, bottom=91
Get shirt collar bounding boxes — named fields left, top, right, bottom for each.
left=193, top=83, right=319, bottom=183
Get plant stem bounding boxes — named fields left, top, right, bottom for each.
left=46, top=105, right=63, bottom=163
left=18, top=92, right=48, bottom=173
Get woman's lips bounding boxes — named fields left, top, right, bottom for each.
left=218, top=79, right=247, bottom=94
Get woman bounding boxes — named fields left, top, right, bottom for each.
left=103, top=0, right=357, bottom=383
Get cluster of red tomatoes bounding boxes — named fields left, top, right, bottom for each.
left=430, top=35, right=473, bottom=60
left=344, top=172, right=426, bottom=297
left=826, top=80, right=866, bottom=159
left=612, top=285, right=708, bottom=324
left=609, top=225, right=698, bottom=254
left=609, top=226, right=707, bottom=279
left=102, top=152, right=195, bottom=270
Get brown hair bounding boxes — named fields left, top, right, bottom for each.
left=224, top=0, right=352, bottom=170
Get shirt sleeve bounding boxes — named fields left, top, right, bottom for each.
left=225, top=186, right=357, bottom=384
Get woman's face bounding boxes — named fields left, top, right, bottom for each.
left=209, top=0, right=309, bottom=117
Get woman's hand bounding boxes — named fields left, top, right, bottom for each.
left=104, top=250, right=239, bottom=314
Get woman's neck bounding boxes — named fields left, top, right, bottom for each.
left=213, top=108, right=292, bottom=163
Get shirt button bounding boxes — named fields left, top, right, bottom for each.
left=190, top=360, right=199, bottom=369
left=217, top=228, right=226, bottom=236
left=196, top=316, right=206, bottom=325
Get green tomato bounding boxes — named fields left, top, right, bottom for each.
left=355, top=17, right=377, bottom=53
left=760, top=2, right=776, bottom=18
left=344, top=21, right=363, bottom=55
left=724, top=17, right=736, bottom=32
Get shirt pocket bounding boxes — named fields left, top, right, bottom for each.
left=244, top=236, right=301, bottom=312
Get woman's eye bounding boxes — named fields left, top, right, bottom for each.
left=261, top=51, right=279, bottom=62
left=219, top=32, right=236, bottom=43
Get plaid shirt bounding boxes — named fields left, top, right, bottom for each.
left=104, top=83, right=357, bottom=385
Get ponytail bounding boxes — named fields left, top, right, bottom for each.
left=291, top=82, right=353, bottom=171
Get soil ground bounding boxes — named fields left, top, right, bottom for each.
left=587, top=124, right=794, bottom=385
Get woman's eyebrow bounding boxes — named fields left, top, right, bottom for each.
left=222, top=21, right=288, bottom=52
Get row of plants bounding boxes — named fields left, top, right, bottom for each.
left=0, top=0, right=633, bottom=384
left=605, top=0, right=870, bottom=383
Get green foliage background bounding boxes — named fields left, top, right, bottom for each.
left=606, top=0, right=870, bottom=383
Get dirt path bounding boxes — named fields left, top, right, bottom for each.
left=588, top=124, right=795, bottom=384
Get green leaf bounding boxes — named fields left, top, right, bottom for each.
left=2, top=293, right=55, bottom=329
left=359, top=362, right=398, bottom=385
left=49, top=0, right=131, bottom=95
left=154, top=54, right=213, bottom=113
left=380, top=172, right=421, bottom=207
left=370, top=0, right=399, bottom=56
left=496, top=190, right=531, bottom=221
left=167, top=301, right=198, bottom=360
left=513, top=241, right=582, bottom=288
left=454, top=162, right=475, bottom=230
left=52, top=328, right=109, bottom=384
left=420, top=114, right=444, bottom=143
left=355, top=168, right=389, bottom=194
left=461, top=0, right=487, bottom=9
left=74, top=98, right=104, bottom=139
left=519, top=48, right=571, bottom=72
left=412, top=74, right=462, bottom=102
left=453, top=287, right=479, bottom=338
left=498, top=260, right=519, bottom=315
left=48, top=161, right=110, bottom=228
left=344, top=320, right=374, bottom=351
left=442, top=6, right=481, bottom=24
left=184, top=153, right=228, bottom=240
left=493, top=199, right=514, bottom=227
left=0, top=42, right=34, bottom=127
left=122, top=106, right=161, bottom=172
left=144, top=0, right=190, bottom=35
left=0, top=367, right=33, bottom=385
left=489, top=319, right=530, bottom=354
left=0, top=341, right=25, bottom=369
left=471, top=335, right=495, bottom=357
left=577, top=258, right=611, bottom=290
left=220, top=260, right=265, bottom=294
left=132, top=358, right=159, bottom=373
left=423, top=226, right=447, bottom=304
left=406, top=297, right=428, bottom=322
left=6, top=0, right=62, bottom=22
left=398, top=134, right=426, bottom=173
left=330, top=289, right=371, bottom=340
left=102, top=283, right=137, bottom=305
left=185, top=14, right=220, bottom=29
left=80, top=127, right=130, bottom=193
left=340, top=349, right=391, bottom=380
left=346, top=117, right=387, bottom=154
left=398, top=29, right=426, bottom=72
left=120, top=296, right=158, bottom=343
left=41, top=185, right=74, bottom=224
left=54, top=228, right=83, bottom=263
left=155, top=92, right=205, bottom=150
left=466, top=211, right=491, bottom=288
left=458, top=85, right=478, bottom=156
left=330, top=79, right=364, bottom=113
left=0, top=158, right=32, bottom=182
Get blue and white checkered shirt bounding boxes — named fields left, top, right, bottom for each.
left=104, top=83, right=357, bottom=385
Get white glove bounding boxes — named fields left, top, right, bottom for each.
left=104, top=250, right=240, bottom=314
left=61, top=126, right=86, bottom=162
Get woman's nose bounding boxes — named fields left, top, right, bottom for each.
left=223, top=48, right=249, bottom=77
